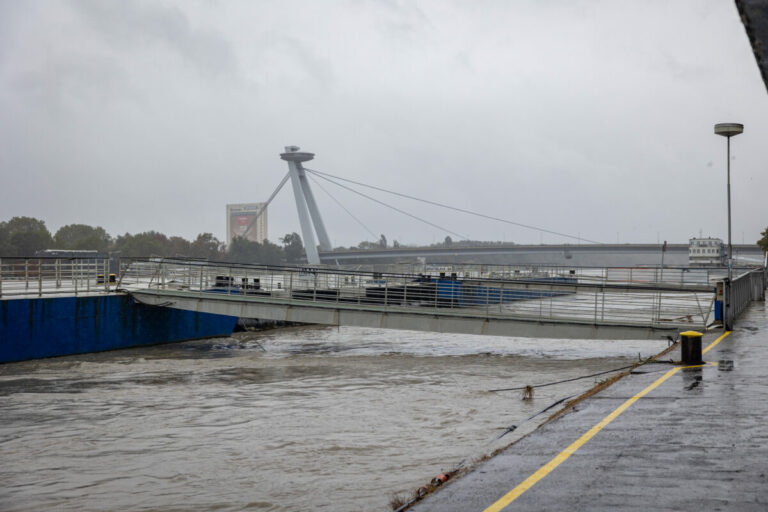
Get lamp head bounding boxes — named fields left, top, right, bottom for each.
left=714, top=123, right=744, bottom=137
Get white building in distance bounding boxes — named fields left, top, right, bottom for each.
left=688, top=237, right=724, bottom=267
left=226, top=203, right=267, bottom=246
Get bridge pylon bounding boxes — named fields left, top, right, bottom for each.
left=280, top=146, right=331, bottom=264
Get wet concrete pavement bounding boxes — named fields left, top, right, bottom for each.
left=411, top=300, right=768, bottom=511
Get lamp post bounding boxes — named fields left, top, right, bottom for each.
left=714, top=122, right=743, bottom=329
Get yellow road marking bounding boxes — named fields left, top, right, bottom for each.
left=483, top=330, right=732, bottom=512
left=703, top=330, right=730, bottom=354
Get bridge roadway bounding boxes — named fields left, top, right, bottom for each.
left=409, top=301, right=768, bottom=511
left=123, top=260, right=715, bottom=341
left=320, top=243, right=763, bottom=266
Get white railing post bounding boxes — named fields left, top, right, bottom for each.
left=600, top=288, right=605, bottom=321
left=550, top=294, right=554, bottom=319
left=115, top=259, right=127, bottom=289
left=539, top=292, right=543, bottom=319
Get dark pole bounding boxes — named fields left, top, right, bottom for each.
left=727, top=135, right=732, bottom=269
left=714, top=122, right=742, bottom=331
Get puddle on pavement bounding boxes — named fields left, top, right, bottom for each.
left=682, top=367, right=703, bottom=391
left=718, top=360, right=734, bottom=371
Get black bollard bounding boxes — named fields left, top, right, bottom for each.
left=680, top=331, right=703, bottom=365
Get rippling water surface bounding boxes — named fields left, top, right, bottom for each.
left=0, top=326, right=668, bottom=511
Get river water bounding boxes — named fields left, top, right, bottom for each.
left=0, top=326, right=668, bottom=511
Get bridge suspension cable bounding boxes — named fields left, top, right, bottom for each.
left=307, top=169, right=470, bottom=241
left=242, top=171, right=290, bottom=240
left=306, top=172, right=378, bottom=241
left=304, top=168, right=601, bottom=244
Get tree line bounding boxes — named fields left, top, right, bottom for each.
left=0, top=216, right=306, bottom=264
left=4, top=215, right=766, bottom=261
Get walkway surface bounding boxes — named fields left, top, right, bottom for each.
left=411, top=300, right=768, bottom=511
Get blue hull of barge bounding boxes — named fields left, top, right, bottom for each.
left=434, top=277, right=577, bottom=306
left=0, top=294, right=238, bottom=363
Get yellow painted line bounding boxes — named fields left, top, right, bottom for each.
left=483, top=330, right=732, bottom=512
left=702, top=330, right=730, bottom=354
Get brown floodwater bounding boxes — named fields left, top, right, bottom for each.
left=0, top=326, right=668, bottom=511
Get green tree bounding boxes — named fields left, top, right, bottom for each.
left=113, top=231, right=170, bottom=257
left=2, top=217, right=53, bottom=256
left=357, top=240, right=378, bottom=250
left=444, top=235, right=453, bottom=247
left=54, top=224, right=111, bottom=251
left=0, top=221, right=12, bottom=255
left=280, top=232, right=304, bottom=263
left=227, top=237, right=284, bottom=265
left=189, top=233, right=222, bottom=260
left=758, top=227, right=768, bottom=255
left=168, top=236, right=192, bottom=257
left=379, top=234, right=387, bottom=248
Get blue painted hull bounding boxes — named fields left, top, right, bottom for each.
left=434, top=277, right=577, bottom=306
left=0, top=294, right=238, bottom=363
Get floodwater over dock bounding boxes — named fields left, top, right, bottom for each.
left=0, top=326, right=668, bottom=511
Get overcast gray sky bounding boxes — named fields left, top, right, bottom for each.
left=1, top=0, right=766, bottom=247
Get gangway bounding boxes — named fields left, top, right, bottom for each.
left=120, top=258, right=720, bottom=340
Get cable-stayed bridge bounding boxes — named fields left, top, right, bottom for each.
left=243, top=147, right=763, bottom=267
left=113, top=145, right=764, bottom=341
left=245, top=146, right=608, bottom=265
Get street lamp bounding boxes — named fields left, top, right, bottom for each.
left=714, top=123, right=743, bottom=268
left=714, top=122, right=743, bottom=329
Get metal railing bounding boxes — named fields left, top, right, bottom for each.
left=728, top=268, right=767, bottom=324
left=338, top=262, right=737, bottom=289
left=118, top=258, right=716, bottom=331
left=0, top=257, right=112, bottom=299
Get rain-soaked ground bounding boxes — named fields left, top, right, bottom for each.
left=412, top=301, right=768, bottom=512
left=0, top=326, right=668, bottom=511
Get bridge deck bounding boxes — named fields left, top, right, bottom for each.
left=121, top=259, right=719, bottom=340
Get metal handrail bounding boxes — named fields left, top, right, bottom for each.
left=119, top=259, right=717, bottom=331
left=115, top=256, right=719, bottom=292
left=0, top=257, right=112, bottom=299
